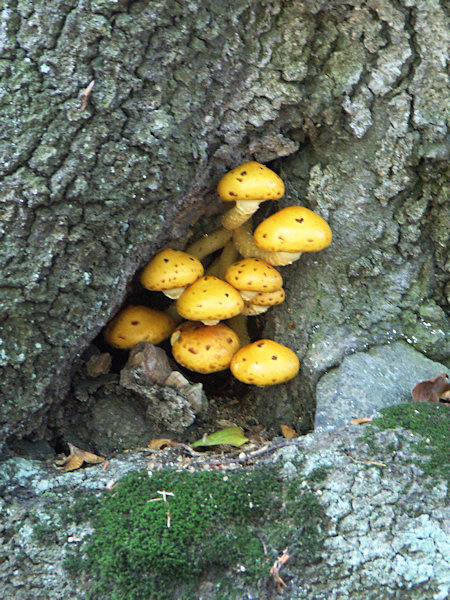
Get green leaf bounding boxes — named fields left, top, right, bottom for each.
left=191, top=427, right=249, bottom=448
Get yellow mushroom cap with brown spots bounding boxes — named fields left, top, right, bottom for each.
left=230, top=339, right=300, bottom=386
left=248, top=288, right=285, bottom=307
left=217, top=161, right=285, bottom=202
left=171, top=321, right=240, bottom=374
left=254, top=206, right=332, bottom=253
left=224, top=258, right=283, bottom=293
left=103, top=305, right=175, bottom=349
left=140, top=248, right=204, bottom=291
left=176, top=276, right=244, bottom=324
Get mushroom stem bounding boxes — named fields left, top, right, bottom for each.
left=165, top=302, right=183, bottom=325
left=205, top=240, right=238, bottom=279
left=242, top=303, right=270, bottom=316
left=221, top=200, right=263, bottom=230
left=185, top=228, right=232, bottom=261
left=216, top=239, right=239, bottom=279
left=232, top=220, right=302, bottom=266
left=226, top=314, right=251, bottom=347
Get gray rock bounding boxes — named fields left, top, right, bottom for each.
left=315, top=341, right=448, bottom=431
left=0, top=425, right=448, bottom=600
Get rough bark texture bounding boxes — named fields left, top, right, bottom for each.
left=1, top=0, right=448, bottom=443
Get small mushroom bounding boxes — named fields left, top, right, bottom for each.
left=232, top=219, right=299, bottom=266
left=242, top=287, right=286, bottom=315
left=176, top=275, right=244, bottom=325
left=140, top=248, right=204, bottom=299
left=254, top=206, right=332, bottom=256
left=171, top=321, right=240, bottom=373
left=224, top=257, right=283, bottom=301
left=103, top=305, right=176, bottom=349
left=218, top=161, right=285, bottom=230
left=230, top=339, right=300, bottom=385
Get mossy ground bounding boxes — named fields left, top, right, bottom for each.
left=62, top=466, right=327, bottom=600
left=365, top=402, right=450, bottom=482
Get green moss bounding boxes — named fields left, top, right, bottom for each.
left=32, top=522, right=59, bottom=546
left=369, top=402, right=450, bottom=481
left=307, top=465, right=331, bottom=483
left=67, top=467, right=328, bottom=600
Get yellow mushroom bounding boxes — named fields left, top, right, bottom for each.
left=176, top=276, right=244, bottom=325
left=224, top=257, right=283, bottom=301
left=171, top=321, right=240, bottom=373
left=140, top=248, right=204, bottom=299
left=254, top=206, right=332, bottom=254
left=230, top=339, right=300, bottom=386
left=218, top=161, right=285, bottom=230
left=104, top=305, right=175, bottom=349
left=232, top=219, right=298, bottom=266
left=242, top=287, right=286, bottom=315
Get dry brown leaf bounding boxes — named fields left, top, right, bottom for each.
left=270, top=549, right=290, bottom=592
left=55, top=442, right=104, bottom=472
left=412, top=373, right=450, bottom=402
left=280, top=424, right=297, bottom=439
left=148, top=438, right=178, bottom=450
left=350, top=417, right=373, bottom=425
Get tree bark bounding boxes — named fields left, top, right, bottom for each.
left=1, top=0, right=448, bottom=444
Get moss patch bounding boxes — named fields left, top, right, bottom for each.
left=368, top=402, right=450, bottom=482
left=65, top=467, right=327, bottom=600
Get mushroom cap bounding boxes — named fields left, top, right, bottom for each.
left=217, top=161, right=285, bottom=202
left=248, top=287, right=286, bottom=307
left=140, top=248, right=204, bottom=291
left=171, top=321, right=240, bottom=373
left=104, top=305, right=175, bottom=349
left=176, top=276, right=244, bottom=324
left=254, top=206, right=332, bottom=253
left=230, top=339, right=300, bottom=385
left=224, top=258, right=283, bottom=293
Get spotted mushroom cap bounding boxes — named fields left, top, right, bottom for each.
left=140, top=248, right=204, bottom=292
left=103, top=305, right=175, bottom=349
left=230, top=339, right=300, bottom=386
left=224, top=258, right=283, bottom=293
left=254, top=206, right=332, bottom=253
left=217, top=161, right=285, bottom=202
left=171, top=321, right=240, bottom=373
left=176, top=276, right=244, bottom=324
left=248, top=287, right=286, bottom=307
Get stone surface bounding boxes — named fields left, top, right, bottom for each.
left=0, top=421, right=448, bottom=600
left=315, top=341, right=448, bottom=431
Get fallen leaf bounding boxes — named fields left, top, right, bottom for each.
left=148, top=438, right=178, bottom=450
left=55, top=442, right=104, bottom=472
left=191, top=427, right=248, bottom=448
left=350, top=417, right=373, bottom=425
left=270, top=549, right=290, bottom=592
left=281, top=424, right=297, bottom=439
left=412, top=373, right=450, bottom=402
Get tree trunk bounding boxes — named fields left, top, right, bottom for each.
left=1, top=0, right=448, bottom=445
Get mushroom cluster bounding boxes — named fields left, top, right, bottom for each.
left=103, top=160, right=332, bottom=387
